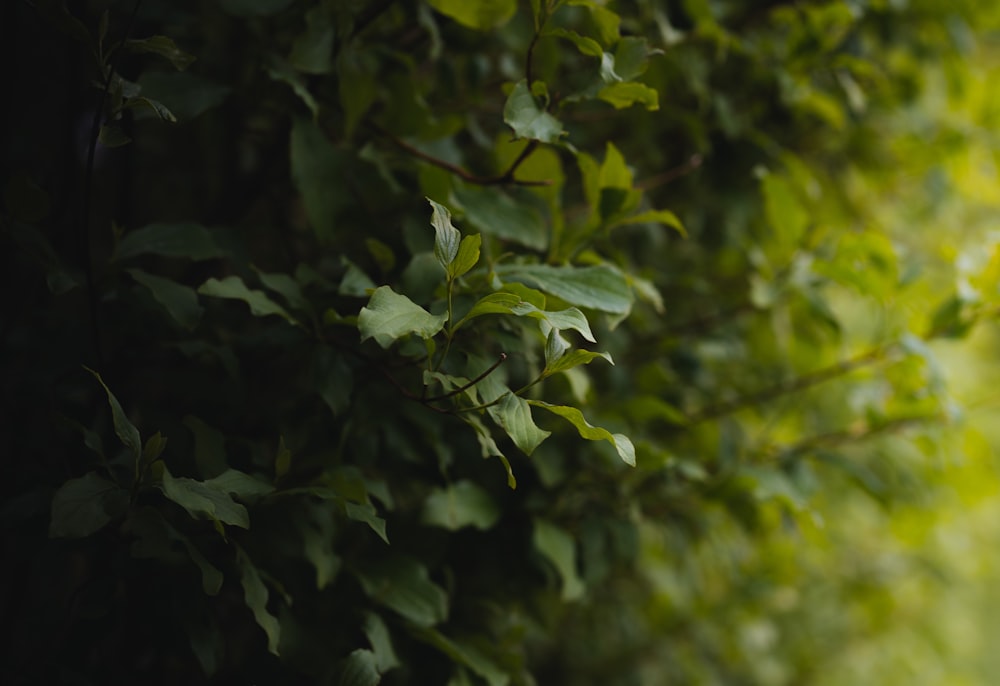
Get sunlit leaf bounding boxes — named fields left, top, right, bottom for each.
left=427, top=0, right=516, bottom=29
left=529, top=401, right=635, bottom=466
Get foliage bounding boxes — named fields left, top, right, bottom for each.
left=3, top=0, right=1000, bottom=683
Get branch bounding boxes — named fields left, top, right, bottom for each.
left=687, top=345, right=890, bottom=425
left=372, top=124, right=552, bottom=187
left=635, top=154, right=704, bottom=191
left=424, top=353, right=507, bottom=403
left=763, top=413, right=943, bottom=461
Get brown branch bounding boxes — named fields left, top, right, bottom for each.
left=371, top=124, right=552, bottom=187
left=763, top=413, right=943, bottom=461
left=687, top=345, right=891, bottom=425
left=635, top=153, right=704, bottom=191
left=424, top=353, right=506, bottom=403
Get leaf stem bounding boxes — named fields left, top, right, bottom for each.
left=424, top=353, right=507, bottom=402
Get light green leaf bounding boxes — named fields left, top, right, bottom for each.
left=544, top=348, right=613, bottom=376
left=487, top=393, right=551, bottom=456
left=545, top=328, right=571, bottom=366
left=85, top=367, right=141, bottom=461
left=454, top=185, right=548, bottom=251
left=356, top=556, right=449, bottom=627
left=587, top=5, right=621, bottom=46
left=358, top=286, right=448, bottom=347
left=422, top=481, right=500, bottom=531
left=125, top=35, right=195, bottom=70
left=529, top=401, right=635, bottom=466
left=451, top=234, right=481, bottom=279
left=597, top=82, right=660, bottom=110
left=49, top=472, right=126, bottom=539
left=158, top=465, right=250, bottom=529
left=762, top=173, right=809, bottom=246
left=615, top=209, right=687, bottom=236
left=198, top=275, right=297, bottom=324
left=364, top=613, right=400, bottom=673
left=456, top=292, right=523, bottom=329
left=503, top=80, right=565, bottom=144
left=117, top=222, right=224, bottom=261
left=428, top=198, right=461, bottom=271
left=339, top=649, right=381, bottom=686
left=236, top=547, right=281, bottom=655
left=544, top=28, right=602, bottom=57
left=426, top=0, right=516, bottom=29
left=128, top=268, right=204, bottom=330
left=598, top=142, right=632, bottom=189
left=533, top=518, right=585, bottom=601
left=495, top=264, right=633, bottom=314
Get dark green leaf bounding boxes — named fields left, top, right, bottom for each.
left=533, top=519, right=585, bottom=601
left=339, top=649, right=381, bottom=686
left=117, top=222, right=225, bottom=261
left=236, top=547, right=281, bottom=655
left=291, top=118, right=348, bottom=240
left=198, top=276, right=298, bottom=324
left=128, top=268, right=204, bottom=330
left=125, top=35, right=196, bottom=70
left=49, top=472, right=126, bottom=538
left=454, top=185, right=548, bottom=251
left=356, top=556, right=449, bottom=627
left=158, top=465, right=250, bottom=529
left=85, top=367, right=141, bottom=462
left=363, top=613, right=400, bottom=673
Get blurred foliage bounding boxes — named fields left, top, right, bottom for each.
left=3, top=0, right=1000, bottom=684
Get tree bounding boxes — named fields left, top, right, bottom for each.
left=3, top=0, right=999, bottom=683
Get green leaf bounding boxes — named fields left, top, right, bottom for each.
left=253, top=267, right=311, bottom=314
left=117, top=222, right=225, bottom=261
left=614, top=209, right=687, bottom=236
left=529, top=401, right=636, bottom=466
left=291, top=118, right=348, bottom=240
left=495, top=264, right=633, bottom=314
left=533, top=519, right=585, bottom=601
left=125, top=507, right=224, bottom=595
left=356, top=556, right=449, bottom=627
left=428, top=198, right=461, bottom=271
left=410, top=628, right=510, bottom=686
left=158, top=465, right=250, bottom=529
left=137, top=71, right=231, bottom=121
left=544, top=28, right=603, bottom=57
left=98, top=124, right=131, bottom=148
left=128, top=268, right=204, bottom=330
left=503, top=80, right=565, bottom=144
left=339, top=649, right=381, bottom=686
left=358, top=286, right=448, bottom=347
left=220, top=0, right=294, bottom=16
left=49, top=472, right=126, bottom=538
left=236, top=547, right=281, bottom=655
left=544, top=348, right=613, bottom=375
left=364, top=613, right=400, bottom=673
left=290, top=3, right=335, bottom=74
left=545, top=328, right=571, bottom=366
left=183, top=415, right=228, bottom=479
left=597, top=81, right=659, bottom=110
left=125, top=35, right=196, bottom=70
left=451, top=234, right=481, bottom=279
left=198, top=275, right=297, bottom=324
left=426, top=0, right=516, bottom=29
left=613, top=36, right=656, bottom=80
left=85, top=367, right=141, bottom=462
left=487, top=393, right=551, bottom=456
left=204, top=469, right=275, bottom=500
left=345, top=500, right=390, bottom=543
left=454, top=185, right=548, bottom=251
left=462, top=415, right=516, bottom=488
left=762, top=172, right=809, bottom=246
left=422, top=481, right=501, bottom=531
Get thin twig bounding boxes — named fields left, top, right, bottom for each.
left=372, top=124, right=552, bottom=187
left=687, top=345, right=890, bottom=425
left=635, top=154, right=704, bottom=191
left=424, top=353, right=507, bottom=402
